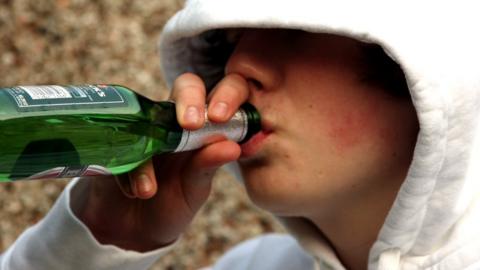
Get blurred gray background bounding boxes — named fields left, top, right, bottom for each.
left=0, top=1, right=284, bottom=269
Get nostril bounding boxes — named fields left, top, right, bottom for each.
left=248, top=78, right=263, bottom=91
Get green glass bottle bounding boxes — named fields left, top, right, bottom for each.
left=0, top=84, right=261, bottom=181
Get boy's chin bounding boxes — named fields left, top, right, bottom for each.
left=242, top=177, right=298, bottom=216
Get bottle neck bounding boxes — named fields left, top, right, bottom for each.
left=145, top=100, right=261, bottom=153
left=173, top=108, right=250, bottom=152
left=146, top=101, right=181, bottom=131
left=239, top=103, right=261, bottom=144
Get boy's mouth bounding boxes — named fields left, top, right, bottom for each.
left=241, top=120, right=273, bottom=157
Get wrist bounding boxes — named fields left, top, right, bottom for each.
left=86, top=225, right=178, bottom=252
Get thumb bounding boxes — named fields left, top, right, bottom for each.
left=119, top=159, right=158, bottom=199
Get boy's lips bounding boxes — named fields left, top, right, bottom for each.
left=241, top=120, right=273, bottom=157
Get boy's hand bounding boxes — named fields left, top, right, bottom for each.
left=75, top=73, right=250, bottom=251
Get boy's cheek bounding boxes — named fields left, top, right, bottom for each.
left=324, top=106, right=401, bottom=154
left=326, top=111, right=365, bottom=153
left=326, top=108, right=379, bottom=154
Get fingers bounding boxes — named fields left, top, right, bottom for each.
left=170, top=73, right=206, bottom=130
left=170, top=72, right=250, bottom=130
left=115, top=174, right=136, bottom=199
left=185, top=140, right=242, bottom=172
left=115, top=159, right=158, bottom=199
left=207, top=73, right=250, bottom=122
left=116, top=142, right=240, bottom=202
left=119, top=72, right=248, bottom=201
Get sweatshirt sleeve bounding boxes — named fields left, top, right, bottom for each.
left=0, top=178, right=174, bottom=270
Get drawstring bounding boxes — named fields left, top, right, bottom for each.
left=378, top=249, right=401, bottom=270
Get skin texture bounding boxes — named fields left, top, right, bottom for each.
left=76, top=29, right=419, bottom=269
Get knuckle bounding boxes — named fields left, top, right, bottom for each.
left=172, top=73, right=206, bottom=101
left=213, top=83, right=247, bottom=103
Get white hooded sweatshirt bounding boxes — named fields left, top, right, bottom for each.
left=1, top=1, right=480, bottom=269
left=158, top=0, right=480, bottom=269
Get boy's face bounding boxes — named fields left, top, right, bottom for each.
left=229, top=29, right=419, bottom=217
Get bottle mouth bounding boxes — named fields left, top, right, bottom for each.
left=239, top=103, right=262, bottom=144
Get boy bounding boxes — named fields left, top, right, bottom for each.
left=2, top=1, right=480, bottom=269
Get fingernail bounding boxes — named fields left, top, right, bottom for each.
left=211, top=102, right=228, bottom=119
left=136, top=174, right=151, bottom=195
left=184, top=106, right=200, bottom=125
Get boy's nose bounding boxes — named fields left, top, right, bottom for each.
left=224, top=29, right=284, bottom=93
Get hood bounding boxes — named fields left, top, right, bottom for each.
left=159, top=1, right=480, bottom=269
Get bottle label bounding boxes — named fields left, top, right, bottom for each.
left=25, top=165, right=112, bottom=180
left=4, top=84, right=128, bottom=112
left=174, top=109, right=248, bottom=152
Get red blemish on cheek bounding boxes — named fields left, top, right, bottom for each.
left=326, top=109, right=372, bottom=153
